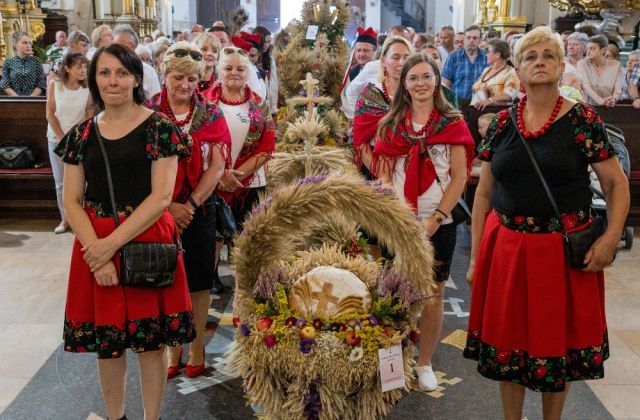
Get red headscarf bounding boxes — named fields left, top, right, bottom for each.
left=374, top=108, right=475, bottom=213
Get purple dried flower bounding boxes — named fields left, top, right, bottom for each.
left=303, top=379, right=322, bottom=419
left=296, top=318, right=307, bottom=328
left=300, top=338, right=315, bottom=354
left=253, top=267, right=287, bottom=300
left=240, top=324, right=250, bottom=337
left=345, top=318, right=361, bottom=329
left=296, top=174, right=329, bottom=187
left=367, top=316, right=380, bottom=327
left=251, top=197, right=273, bottom=217
left=377, top=267, right=423, bottom=309
left=365, top=180, right=394, bottom=196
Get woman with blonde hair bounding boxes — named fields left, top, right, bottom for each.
left=0, top=31, right=46, bottom=96
left=352, top=35, right=412, bottom=177
left=193, top=32, right=222, bottom=99
left=88, top=24, right=113, bottom=59
left=464, top=26, right=629, bottom=419
left=374, top=54, right=474, bottom=392
left=147, top=41, right=232, bottom=379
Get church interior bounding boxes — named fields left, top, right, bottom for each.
left=1, top=0, right=640, bottom=419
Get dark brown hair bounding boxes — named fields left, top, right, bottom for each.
left=58, top=52, right=89, bottom=88
left=88, top=44, right=145, bottom=109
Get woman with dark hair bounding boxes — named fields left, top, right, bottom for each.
left=148, top=41, right=231, bottom=379
left=0, top=31, right=47, bottom=96
left=464, top=26, right=629, bottom=419
left=46, top=52, right=93, bottom=234
left=374, top=54, right=474, bottom=392
left=471, top=38, right=519, bottom=110
left=253, top=25, right=279, bottom=113
left=577, top=34, right=622, bottom=107
left=55, top=43, right=195, bottom=420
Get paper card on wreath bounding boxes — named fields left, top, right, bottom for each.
left=378, top=344, right=405, bottom=392
left=306, top=25, right=319, bottom=40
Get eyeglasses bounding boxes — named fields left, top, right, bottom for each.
left=168, top=48, right=203, bottom=61
left=222, top=47, right=248, bottom=57
left=405, top=73, right=437, bottom=84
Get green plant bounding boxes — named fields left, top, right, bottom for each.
left=32, top=45, right=63, bottom=64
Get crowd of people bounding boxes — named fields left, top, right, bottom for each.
left=0, top=18, right=632, bottom=420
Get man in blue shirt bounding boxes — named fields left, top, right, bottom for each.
left=442, top=25, right=488, bottom=100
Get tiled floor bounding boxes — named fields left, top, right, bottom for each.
left=1, top=219, right=639, bottom=419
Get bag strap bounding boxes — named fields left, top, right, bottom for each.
left=93, top=115, right=121, bottom=228
left=508, top=109, right=566, bottom=234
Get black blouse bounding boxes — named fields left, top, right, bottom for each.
left=0, top=56, right=47, bottom=96
left=477, top=102, right=616, bottom=216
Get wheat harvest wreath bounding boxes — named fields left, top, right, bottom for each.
left=226, top=174, right=438, bottom=419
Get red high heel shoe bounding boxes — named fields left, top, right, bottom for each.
left=184, top=346, right=206, bottom=378
left=167, top=346, right=183, bottom=379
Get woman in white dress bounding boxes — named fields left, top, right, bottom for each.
left=46, top=52, right=94, bottom=233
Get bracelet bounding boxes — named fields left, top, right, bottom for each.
left=187, top=196, right=199, bottom=209
left=435, top=208, right=448, bottom=219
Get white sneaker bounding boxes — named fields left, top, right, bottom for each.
left=415, top=364, right=438, bottom=391
left=54, top=221, right=68, bottom=234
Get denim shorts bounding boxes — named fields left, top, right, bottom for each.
left=429, top=222, right=458, bottom=282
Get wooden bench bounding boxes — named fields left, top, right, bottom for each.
left=0, top=97, right=58, bottom=218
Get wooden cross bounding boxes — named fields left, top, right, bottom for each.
left=310, top=282, right=340, bottom=314
left=299, top=72, right=323, bottom=113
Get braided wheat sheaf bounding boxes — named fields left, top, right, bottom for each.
left=228, top=174, right=437, bottom=420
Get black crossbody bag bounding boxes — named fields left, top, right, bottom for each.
left=509, top=111, right=604, bottom=269
left=94, top=116, right=178, bottom=288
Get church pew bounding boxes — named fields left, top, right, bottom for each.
left=0, top=97, right=58, bottom=218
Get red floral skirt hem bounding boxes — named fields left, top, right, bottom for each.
left=463, top=332, right=609, bottom=392
left=63, top=210, right=195, bottom=359
left=466, top=211, right=608, bottom=391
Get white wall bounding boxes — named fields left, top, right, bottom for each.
left=240, top=0, right=257, bottom=31
left=433, top=0, right=454, bottom=32
left=365, top=1, right=382, bottom=33
left=451, top=0, right=475, bottom=32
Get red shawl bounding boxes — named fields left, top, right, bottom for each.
left=373, top=108, right=475, bottom=213
left=352, top=83, right=390, bottom=169
left=208, top=83, right=276, bottom=202
left=148, top=90, right=232, bottom=202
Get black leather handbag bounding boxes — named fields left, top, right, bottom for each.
left=94, top=117, right=178, bottom=288
left=0, top=141, right=35, bottom=169
left=215, top=194, right=237, bottom=241
left=434, top=174, right=471, bottom=225
left=509, top=111, right=605, bottom=269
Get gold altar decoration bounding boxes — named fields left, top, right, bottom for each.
left=547, top=0, right=640, bottom=14
left=93, top=0, right=158, bottom=37
left=0, top=0, right=46, bottom=63
left=477, top=0, right=527, bottom=34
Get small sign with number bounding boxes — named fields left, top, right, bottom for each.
left=378, top=344, right=405, bottom=392
left=306, top=25, right=319, bottom=40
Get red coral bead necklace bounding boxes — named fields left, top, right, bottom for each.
left=381, top=81, right=392, bottom=103
left=414, top=107, right=440, bottom=137
left=161, top=91, right=195, bottom=128
left=516, top=94, right=564, bottom=139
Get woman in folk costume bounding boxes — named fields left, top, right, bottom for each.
left=147, top=41, right=232, bottom=379
left=352, top=36, right=412, bottom=179
left=464, top=26, right=628, bottom=419
left=55, top=44, right=195, bottom=420
left=374, top=54, right=474, bottom=391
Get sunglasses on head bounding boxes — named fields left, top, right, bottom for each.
left=168, top=48, right=203, bottom=61
left=222, top=47, right=248, bottom=57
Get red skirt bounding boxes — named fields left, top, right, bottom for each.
left=63, top=210, right=196, bottom=359
left=463, top=211, right=608, bottom=392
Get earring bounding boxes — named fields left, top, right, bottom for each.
left=383, top=68, right=388, bottom=78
